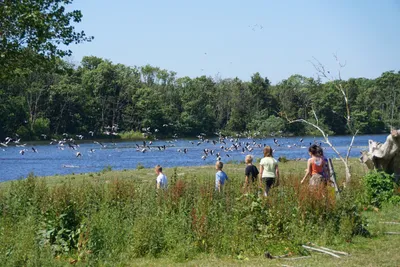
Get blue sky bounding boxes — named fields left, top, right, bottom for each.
left=68, top=0, right=400, bottom=84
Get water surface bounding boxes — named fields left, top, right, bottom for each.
left=0, top=134, right=386, bottom=182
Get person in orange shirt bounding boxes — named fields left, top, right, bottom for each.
left=301, top=144, right=327, bottom=186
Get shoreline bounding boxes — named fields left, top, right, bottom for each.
left=0, top=158, right=366, bottom=186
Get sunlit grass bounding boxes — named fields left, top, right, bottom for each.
left=0, top=159, right=396, bottom=266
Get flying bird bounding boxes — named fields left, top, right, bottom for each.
left=94, top=141, right=105, bottom=148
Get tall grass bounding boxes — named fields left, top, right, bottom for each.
left=0, top=169, right=368, bottom=266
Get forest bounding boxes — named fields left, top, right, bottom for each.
left=1, top=0, right=399, bottom=141
left=1, top=56, right=399, bottom=141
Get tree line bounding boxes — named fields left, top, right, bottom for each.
left=1, top=56, right=399, bottom=140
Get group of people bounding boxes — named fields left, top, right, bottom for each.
left=154, top=143, right=331, bottom=195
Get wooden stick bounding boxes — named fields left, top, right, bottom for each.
left=385, top=232, right=400, bottom=235
left=316, top=246, right=349, bottom=256
left=308, top=242, right=349, bottom=256
left=380, top=222, right=400, bottom=225
left=302, top=245, right=341, bottom=258
left=280, top=256, right=312, bottom=261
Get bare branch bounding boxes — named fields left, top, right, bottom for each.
left=307, top=243, right=350, bottom=256
left=333, top=53, right=346, bottom=80
left=311, top=107, right=319, bottom=126
left=302, top=245, right=341, bottom=258
left=284, top=112, right=348, bottom=170
left=346, top=130, right=359, bottom=162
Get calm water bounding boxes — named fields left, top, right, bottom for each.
left=0, top=134, right=387, bottom=182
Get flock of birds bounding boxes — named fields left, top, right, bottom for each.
left=0, top=124, right=318, bottom=166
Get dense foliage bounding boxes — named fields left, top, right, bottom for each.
left=0, top=0, right=93, bottom=79
left=1, top=56, right=399, bottom=140
left=0, top=168, right=368, bottom=265
left=362, top=171, right=400, bottom=207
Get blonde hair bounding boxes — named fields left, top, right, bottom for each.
left=263, top=146, right=273, bottom=157
left=155, top=165, right=162, bottom=172
left=245, top=155, right=253, bottom=163
left=216, top=161, right=223, bottom=170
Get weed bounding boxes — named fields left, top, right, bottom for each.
left=101, top=165, right=113, bottom=173
left=136, top=163, right=145, bottom=170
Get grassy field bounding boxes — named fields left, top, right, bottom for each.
left=128, top=204, right=400, bottom=267
left=0, top=159, right=399, bottom=267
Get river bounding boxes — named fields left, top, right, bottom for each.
left=0, top=134, right=387, bottom=182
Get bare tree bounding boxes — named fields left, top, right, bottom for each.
left=282, top=54, right=358, bottom=184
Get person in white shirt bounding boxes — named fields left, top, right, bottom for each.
left=259, top=146, right=279, bottom=196
left=155, top=165, right=168, bottom=189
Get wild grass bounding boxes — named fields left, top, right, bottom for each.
left=0, top=160, right=397, bottom=266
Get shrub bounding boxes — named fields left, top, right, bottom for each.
left=136, top=163, right=145, bottom=170
left=119, top=130, right=146, bottom=140
left=362, top=171, right=394, bottom=207
left=32, top=117, right=50, bottom=138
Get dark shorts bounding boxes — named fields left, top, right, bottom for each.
left=262, top=177, right=275, bottom=190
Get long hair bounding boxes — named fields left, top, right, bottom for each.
left=263, top=146, right=273, bottom=157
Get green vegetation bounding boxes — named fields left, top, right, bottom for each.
left=119, top=130, right=147, bottom=140
left=1, top=161, right=399, bottom=266
left=362, top=171, right=400, bottom=207
left=1, top=56, right=400, bottom=140
left=1, top=2, right=399, bottom=140
left=0, top=0, right=93, bottom=79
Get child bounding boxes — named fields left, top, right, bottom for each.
left=244, top=155, right=259, bottom=192
left=301, top=145, right=326, bottom=186
left=259, top=146, right=279, bottom=196
left=316, top=145, right=330, bottom=184
left=155, top=165, right=168, bottom=189
left=215, top=161, right=229, bottom=192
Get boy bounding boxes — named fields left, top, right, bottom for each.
left=215, top=161, right=229, bottom=192
left=155, top=165, right=168, bottom=189
left=244, top=155, right=259, bottom=192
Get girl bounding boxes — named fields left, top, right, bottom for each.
left=301, top=144, right=326, bottom=185
left=259, top=146, right=279, bottom=196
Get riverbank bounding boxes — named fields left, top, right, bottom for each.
left=1, top=160, right=399, bottom=266
left=0, top=157, right=366, bottom=187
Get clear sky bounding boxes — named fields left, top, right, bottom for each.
left=67, top=0, right=400, bottom=84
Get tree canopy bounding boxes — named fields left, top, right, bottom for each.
left=1, top=55, right=399, bottom=140
left=0, top=0, right=93, bottom=78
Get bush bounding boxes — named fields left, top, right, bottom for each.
left=362, top=171, right=394, bottom=207
left=136, top=163, right=145, bottom=170
left=16, top=125, right=31, bottom=140
left=248, top=114, right=286, bottom=136
left=119, top=130, right=146, bottom=140
left=32, top=117, right=50, bottom=137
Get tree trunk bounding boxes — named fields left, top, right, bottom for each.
left=345, top=164, right=351, bottom=185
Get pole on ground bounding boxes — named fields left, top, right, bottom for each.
left=328, top=158, right=340, bottom=195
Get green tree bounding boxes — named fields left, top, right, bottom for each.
left=0, top=0, right=93, bottom=78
